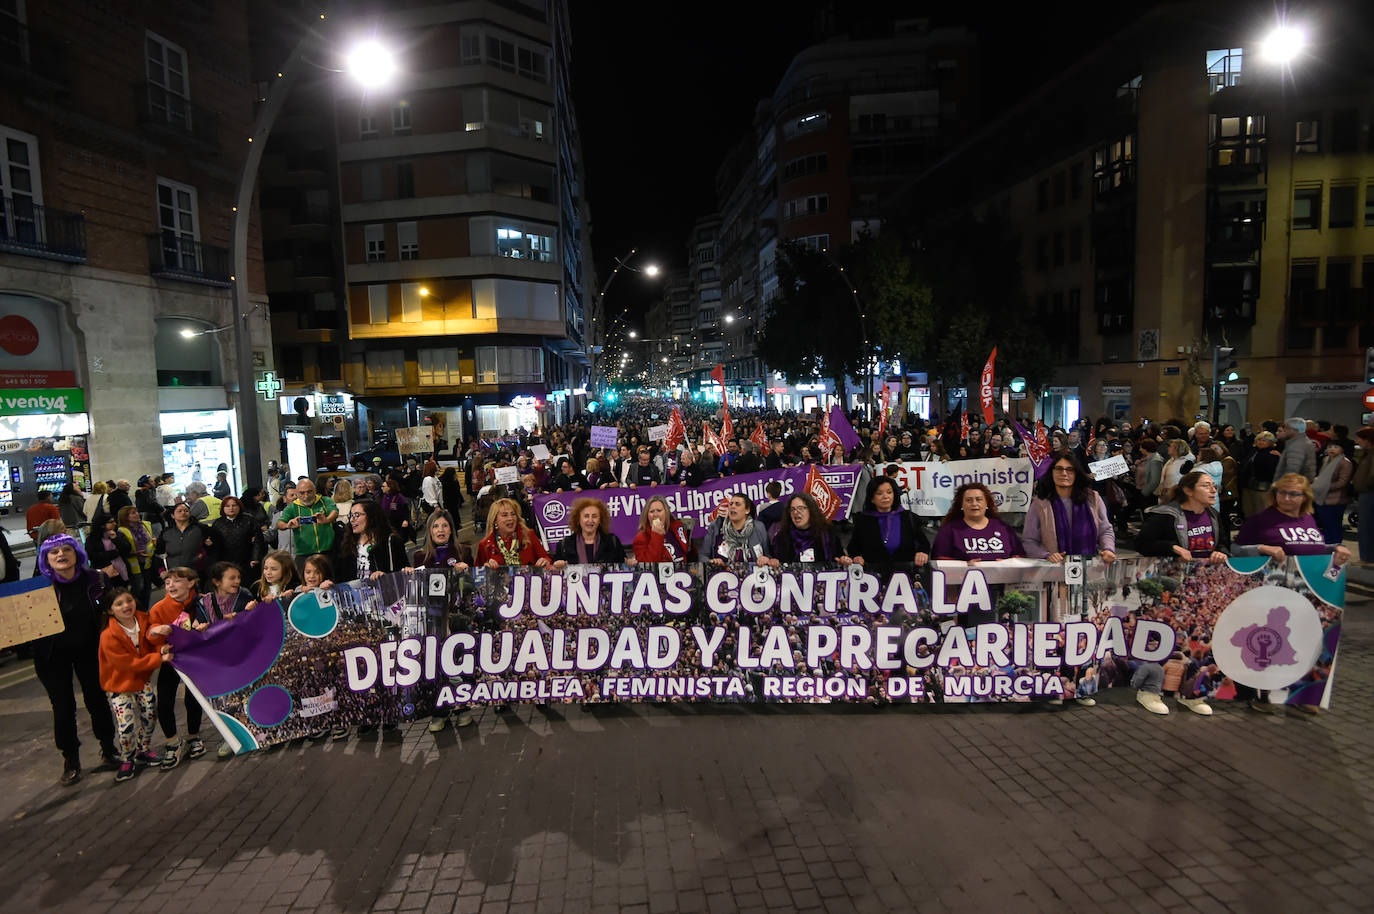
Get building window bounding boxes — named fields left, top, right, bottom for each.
left=496, top=223, right=554, bottom=261
left=1330, top=184, right=1356, bottom=229
left=698, top=267, right=717, bottom=283
left=1295, top=117, right=1319, bottom=154
left=361, top=164, right=381, bottom=201
left=0, top=125, right=43, bottom=241
left=145, top=31, right=191, bottom=130
left=395, top=162, right=414, bottom=199
left=1070, top=163, right=1083, bottom=199
left=418, top=348, right=461, bottom=385
left=155, top=177, right=200, bottom=270
left=782, top=111, right=827, bottom=140
left=317, top=345, right=340, bottom=381
left=516, top=46, right=546, bottom=82
left=398, top=221, right=418, bottom=260
left=1366, top=184, right=1374, bottom=227
left=367, top=285, right=388, bottom=323
left=391, top=101, right=411, bottom=135
left=1331, top=108, right=1358, bottom=154
left=359, top=114, right=378, bottom=139
left=1094, top=134, right=1135, bottom=194
left=364, top=224, right=385, bottom=262
left=783, top=194, right=828, bottom=220
left=400, top=283, right=424, bottom=322
left=460, top=33, right=481, bottom=65
left=1211, top=115, right=1266, bottom=167
left=1205, top=47, right=1243, bottom=94
left=795, top=233, right=829, bottom=252
left=781, top=153, right=828, bottom=182
left=1287, top=262, right=1318, bottom=350
left=364, top=349, right=405, bottom=387
left=700, top=288, right=721, bottom=303
left=476, top=346, right=542, bottom=383
left=1293, top=185, right=1322, bottom=230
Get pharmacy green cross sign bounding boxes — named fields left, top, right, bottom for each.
left=256, top=371, right=283, bottom=402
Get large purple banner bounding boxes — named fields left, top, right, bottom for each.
left=532, top=464, right=866, bottom=547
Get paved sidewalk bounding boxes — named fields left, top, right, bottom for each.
left=0, top=604, right=1371, bottom=914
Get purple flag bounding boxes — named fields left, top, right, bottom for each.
left=828, top=405, right=861, bottom=454
left=1010, top=417, right=1051, bottom=479
left=168, top=602, right=286, bottom=698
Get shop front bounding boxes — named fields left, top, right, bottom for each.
left=1285, top=382, right=1365, bottom=430
left=0, top=387, right=93, bottom=516
left=1102, top=386, right=1132, bottom=421
left=160, top=408, right=241, bottom=495
left=1039, top=387, right=1081, bottom=427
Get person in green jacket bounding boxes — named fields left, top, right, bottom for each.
left=277, top=478, right=338, bottom=564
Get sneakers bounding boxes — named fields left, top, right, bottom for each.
left=135, top=749, right=163, bottom=767
left=217, top=743, right=234, bottom=760
left=115, top=762, right=137, bottom=783
left=1177, top=696, right=1213, bottom=715
left=161, top=741, right=182, bottom=770
left=428, top=713, right=448, bottom=733
left=1076, top=697, right=1098, bottom=707
left=1136, top=690, right=1169, bottom=715
left=185, top=737, right=206, bottom=759
left=454, top=710, right=474, bottom=728
left=60, top=755, right=81, bottom=787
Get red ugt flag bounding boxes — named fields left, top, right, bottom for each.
left=721, top=401, right=735, bottom=443
left=804, top=464, right=842, bottom=520
left=817, top=408, right=842, bottom=456
left=711, top=363, right=726, bottom=404
left=979, top=346, right=997, bottom=427
left=664, top=406, right=687, bottom=451
left=960, top=404, right=970, bottom=444
left=701, top=420, right=724, bottom=455
left=876, top=386, right=892, bottom=441
left=750, top=422, right=767, bottom=450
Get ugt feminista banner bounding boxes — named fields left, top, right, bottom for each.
left=166, top=554, right=1344, bottom=753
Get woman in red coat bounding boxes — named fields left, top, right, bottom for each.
left=632, top=496, right=696, bottom=563
left=476, top=497, right=551, bottom=567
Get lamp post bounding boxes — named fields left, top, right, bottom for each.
left=590, top=248, right=660, bottom=394
left=228, top=32, right=395, bottom=487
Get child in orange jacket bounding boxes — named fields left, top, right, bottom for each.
left=98, top=588, right=173, bottom=782
left=147, top=566, right=204, bottom=768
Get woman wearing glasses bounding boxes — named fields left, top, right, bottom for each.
left=768, top=493, right=849, bottom=565
left=336, top=500, right=407, bottom=582
left=1234, top=473, right=1350, bottom=564
left=1022, top=450, right=1117, bottom=564
left=1135, top=470, right=1230, bottom=564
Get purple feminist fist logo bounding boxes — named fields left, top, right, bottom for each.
left=1231, top=607, right=1300, bottom=671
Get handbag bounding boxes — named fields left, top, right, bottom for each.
left=1104, top=480, right=1127, bottom=508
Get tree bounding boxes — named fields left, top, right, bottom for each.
left=851, top=232, right=936, bottom=374
left=997, top=589, right=1037, bottom=621
left=758, top=242, right=865, bottom=402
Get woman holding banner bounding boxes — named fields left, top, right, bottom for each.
left=1023, top=450, right=1117, bottom=564
left=632, top=497, right=696, bottom=563
left=700, top=494, right=771, bottom=566
left=552, top=498, right=630, bottom=566
left=476, top=498, right=551, bottom=567
left=1135, top=471, right=1229, bottom=564
left=336, top=500, right=407, bottom=582
left=931, top=483, right=1024, bottom=562
left=848, top=478, right=931, bottom=568
left=769, top=493, right=848, bottom=565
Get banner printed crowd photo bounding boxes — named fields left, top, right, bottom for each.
left=167, top=553, right=1344, bottom=753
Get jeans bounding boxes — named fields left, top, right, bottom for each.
left=156, top=664, right=203, bottom=740
left=1077, top=676, right=1099, bottom=697
left=1314, top=504, right=1347, bottom=545
left=34, top=646, right=115, bottom=757
left=1130, top=662, right=1164, bottom=694
left=1359, top=492, right=1374, bottom=561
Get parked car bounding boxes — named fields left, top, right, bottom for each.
left=350, top=438, right=403, bottom=471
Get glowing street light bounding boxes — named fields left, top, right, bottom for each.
left=644, top=264, right=660, bottom=277
left=1261, top=24, right=1305, bottom=64
left=628, top=330, right=637, bottom=338
left=346, top=40, right=398, bottom=88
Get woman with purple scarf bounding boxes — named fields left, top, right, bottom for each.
left=769, top=493, right=850, bottom=565
left=847, top=477, right=931, bottom=567
left=552, top=497, right=629, bottom=566
left=1023, top=449, right=1117, bottom=564
left=32, top=534, right=119, bottom=786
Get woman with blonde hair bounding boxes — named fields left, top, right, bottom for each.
left=551, top=497, right=629, bottom=567
left=475, top=497, right=551, bottom=567
left=1156, top=438, right=1193, bottom=497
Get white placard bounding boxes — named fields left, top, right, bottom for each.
left=648, top=424, right=669, bottom=442
left=530, top=444, right=551, bottom=460
left=885, top=458, right=1035, bottom=516
left=1088, top=454, right=1129, bottom=480
left=494, top=465, right=520, bottom=485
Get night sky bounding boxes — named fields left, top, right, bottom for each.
left=568, top=0, right=1138, bottom=326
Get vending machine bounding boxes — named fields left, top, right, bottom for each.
left=32, top=455, right=70, bottom=495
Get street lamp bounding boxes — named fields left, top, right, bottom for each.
left=230, top=35, right=396, bottom=486
left=590, top=248, right=661, bottom=393
left=1261, top=24, right=1305, bottom=64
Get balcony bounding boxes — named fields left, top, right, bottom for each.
left=135, top=82, right=220, bottom=151
left=0, top=22, right=68, bottom=91
left=0, top=196, right=87, bottom=262
left=147, top=233, right=231, bottom=286
left=1206, top=218, right=1263, bottom=263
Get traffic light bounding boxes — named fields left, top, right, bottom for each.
left=1365, top=347, right=1374, bottom=384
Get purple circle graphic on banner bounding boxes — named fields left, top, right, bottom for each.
left=247, top=685, right=293, bottom=728
left=167, top=603, right=287, bottom=698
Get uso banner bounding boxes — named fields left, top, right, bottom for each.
left=532, top=465, right=866, bottom=547
left=166, top=555, right=1344, bottom=753
left=887, top=458, right=1035, bottom=516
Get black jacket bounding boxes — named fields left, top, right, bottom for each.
left=206, top=514, right=266, bottom=572
left=1135, top=504, right=1231, bottom=557
left=553, top=533, right=627, bottom=564
left=847, top=511, right=931, bottom=565
left=336, top=533, right=408, bottom=582
left=0, top=533, right=18, bottom=583
left=770, top=525, right=843, bottom=563
left=84, top=528, right=133, bottom=579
